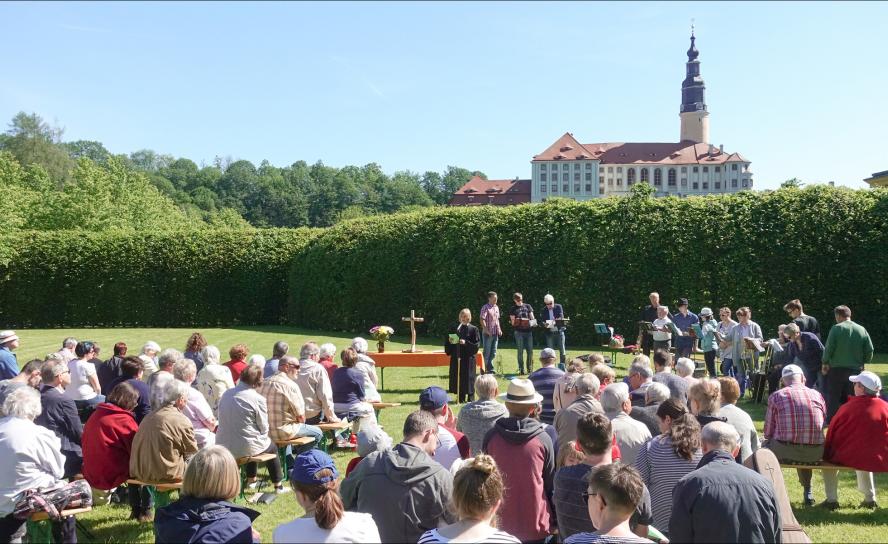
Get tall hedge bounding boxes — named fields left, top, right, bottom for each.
left=288, top=187, right=888, bottom=351
left=0, top=228, right=315, bottom=327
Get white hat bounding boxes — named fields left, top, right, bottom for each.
left=0, top=330, right=19, bottom=345
left=540, top=348, right=557, bottom=360
left=500, top=378, right=544, bottom=405
left=781, top=364, right=804, bottom=379
left=699, top=307, right=713, bottom=317
left=850, top=371, right=882, bottom=392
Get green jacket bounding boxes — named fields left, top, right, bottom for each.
left=823, top=319, right=873, bottom=369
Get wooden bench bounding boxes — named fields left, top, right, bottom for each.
left=29, top=506, right=92, bottom=522
left=126, top=479, right=183, bottom=507
left=236, top=452, right=278, bottom=499
left=27, top=506, right=93, bottom=543
left=316, top=420, right=351, bottom=452
left=370, top=401, right=402, bottom=420
left=780, top=461, right=855, bottom=471
left=274, top=436, right=317, bottom=470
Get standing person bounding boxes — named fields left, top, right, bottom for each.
left=671, top=298, right=699, bottom=359
left=482, top=378, right=556, bottom=543
left=509, top=293, right=536, bottom=375
left=139, top=341, right=161, bottom=382
left=419, top=386, right=471, bottom=470
left=418, top=454, right=521, bottom=544
left=541, top=294, right=568, bottom=369
left=53, top=337, right=78, bottom=365
left=479, top=291, right=503, bottom=375
left=446, top=309, right=481, bottom=404
left=697, top=308, right=719, bottom=378
left=457, top=375, right=508, bottom=456
left=264, top=341, right=289, bottom=379
left=821, top=371, right=888, bottom=509
left=822, top=305, right=873, bottom=422
left=638, top=292, right=660, bottom=358
left=782, top=322, right=824, bottom=389
left=195, top=345, right=235, bottom=418
left=0, top=331, right=21, bottom=381
left=723, top=307, right=763, bottom=398
left=762, top=365, right=825, bottom=507
left=274, top=450, right=381, bottom=543
left=669, top=422, right=781, bottom=543
left=529, top=348, right=565, bottom=425
left=224, top=344, right=249, bottom=384
left=174, top=359, right=217, bottom=449
left=554, top=414, right=653, bottom=541
left=183, top=332, right=207, bottom=374
left=340, top=410, right=455, bottom=543
left=602, top=383, right=651, bottom=466
left=35, top=359, right=84, bottom=478
left=651, top=306, right=680, bottom=353
left=716, top=307, right=738, bottom=377
left=97, top=342, right=127, bottom=395
left=784, top=299, right=820, bottom=338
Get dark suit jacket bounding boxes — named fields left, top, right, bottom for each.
left=445, top=323, right=481, bottom=358
left=541, top=303, right=566, bottom=330
left=35, top=385, right=83, bottom=455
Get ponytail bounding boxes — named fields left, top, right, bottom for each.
left=313, top=484, right=344, bottom=530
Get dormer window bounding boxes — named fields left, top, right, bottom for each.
left=554, top=154, right=567, bottom=160
left=560, top=145, right=574, bottom=151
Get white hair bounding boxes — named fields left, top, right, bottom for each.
left=2, top=386, right=42, bottom=420
left=202, top=345, right=221, bottom=366
left=645, top=382, right=671, bottom=405
left=629, top=363, right=653, bottom=380
left=351, top=337, right=369, bottom=354
left=173, top=359, right=197, bottom=382
left=142, top=341, right=161, bottom=354
left=161, top=379, right=191, bottom=407
left=575, top=373, right=601, bottom=396
left=247, top=354, right=266, bottom=367
left=658, top=305, right=669, bottom=312
left=631, top=354, right=651, bottom=368
left=474, top=374, right=499, bottom=400
left=319, top=343, right=337, bottom=359
left=158, top=348, right=184, bottom=369
left=701, top=421, right=741, bottom=453
left=543, top=294, right=554, bottom=304
left=601, top=382, right=630, bottom=413
left=62, top=337, right=78, bottom=349
left=299, top=342, right=320, bottom=360
left=675, top=358, right=696, bottom=378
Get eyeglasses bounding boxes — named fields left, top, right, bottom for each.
left=582, top=490, right=598, bottom=504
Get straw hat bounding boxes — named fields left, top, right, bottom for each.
left=499, top=378, right=543, bottom=405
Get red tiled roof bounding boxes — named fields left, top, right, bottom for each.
left=449, top=176, right=531, bottom=206
left=533, top=134, right=748, bottom=165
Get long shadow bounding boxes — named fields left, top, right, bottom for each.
left=795, top=507, right=888, bottom=524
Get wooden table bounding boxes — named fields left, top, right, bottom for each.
left=370, top=401, right=402, bottom=419
left=372, top=351, right=483, bottom=389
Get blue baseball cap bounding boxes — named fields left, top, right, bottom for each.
left=290, top=449, right=338, bottom=485
left=419, top=386, right=450, bottom=410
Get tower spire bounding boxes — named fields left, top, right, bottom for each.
left=679, top=27, right=709, bottom=143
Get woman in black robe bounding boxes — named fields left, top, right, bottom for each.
left=445, top=308, right=480, bottom=403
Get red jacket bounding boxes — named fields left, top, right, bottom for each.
left=82, top=402, right=139, bottom=490
left=224, top=360, right=247, bottom=383
left=823, top=394, right=888, bottom=472
left=319, top=357, right=338, bottom=384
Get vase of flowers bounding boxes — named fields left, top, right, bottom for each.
left=369, top=325, right=395, bottom=353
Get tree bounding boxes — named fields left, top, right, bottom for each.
left=781, top=177, right=805, bottom=189
left=1, top=112, right=74, bottom=185
left=438, top=166, right=486, bottom=205
left=63, top=140, right=110, bottom=164
left=629, top=182, right=656, bottom=199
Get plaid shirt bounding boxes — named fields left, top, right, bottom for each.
left=764, top=383, right=826, bottom=445
left=480, top=303, right=501, bottom=336
left=258, top=372, right=305, bottom=442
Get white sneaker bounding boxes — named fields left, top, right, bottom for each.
left=245, top=480, right=260, bottom=490
left=275, top=485, right=290, bottom=494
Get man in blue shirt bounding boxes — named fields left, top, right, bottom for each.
left=0, top=330, right=21, bottom=380
left=529, top=348, right=565, bottom=425
left=671, top=298, right=699, bottom=359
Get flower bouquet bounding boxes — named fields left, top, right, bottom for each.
left=609, top=334, right=625, bottom=349
left=369, top=325, right=395, bottom=353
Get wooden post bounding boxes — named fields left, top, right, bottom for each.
left=401, top=310, right=425, bottom=353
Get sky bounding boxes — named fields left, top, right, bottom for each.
left=1, top=1, right=887, bottom=190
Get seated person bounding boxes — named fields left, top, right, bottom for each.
left=554, top=373, right=604, bottom=454
left=107, top=356, right=150, bottom=423
left=216, top=364, right=287, bottom=493
left=553, top=358, right=587, bottom=413
left=64, top=341, right=106, bottom=417
left=564, top=463, right=654, bottom=544
left=0, top=358, right=43, bottom=406
left=331, top=348, right=376, bottom=426
left=591, top=363, right=615, bottom=395
left=717, top=377, right=759, bottom=462
left=419, top=386, right=470, bottom=471
left=318, top=343, right=338, bottom=384
left=224, top=344, right=249, bottom=384
left=351, top=338, right=381, bottom=403
left=173, top=359, right=217, bottom=449
left=130, top=380, right=198, bottom=484
left=82, top=382, right=152, bottom=521
left=627, top=362, right=654, bottom=407
left=195, top=345, right=235, bottom=418
left=629, top=382, right=670, bottom=438
left=274, top=450, right=381, bottom=543
left=35, top=359, right=83, bottom=478
left=345, top=424, right=393, bottom=477
left=155, top=446, right=260, bottom=544
left=0, top=387, right=81, bottom=543
left=456, top=374, right=508, bottom=456
left=602, top=383, right=651, bottom=466
left=821, top=371, right=888, bottom=509
left=418, top=454, right=521, bottom=543
left=675, top=358, right=699, bottom=387
left=257, top=355, right=323, bottom=455
left=688, top=379, right=728, bottom=427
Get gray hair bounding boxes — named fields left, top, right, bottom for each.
left=299, top=342, right=320, bottom=360
left=601, top=383, right=630, bottom=413
left=142, top=341, right=161, bottom=355
left=161, top=379, right=190, bottom=407
left=783, top=323, right=800, bottom=337
left=272, top=341, right=289, bottom=358
left=173, top=359, right=197, bottom=382
left=543, top=294, right=554, bottom=304
left=645, top=382, right=670, bottom=405
left=62, top=337, right=78, bottom=349
left=2, top=386, right=42, bottom=419
left=202, top=345, right=221, bottom=366
left=158, top=348, right=183, bottom=369
left=628, top=362, right=653, bottom=380
left=658, top=305, right=669, bottom=312
left=575, top=373, right=601, bottom=396
left=247, top=354, right=266, bottom=367
left=278, top=355, right=299, bottom=370
left=319, top=343, right=337, bottom=359
left=351, top=337, right=369, bottom=354
left=474, top=374, right=499, bottom=400
left=701, top=421, right=740, bottom=453
left=675, top=358, right=696, bottom=378
left=631, top=354, right=651, bottom=368
left=40, top=359, right=65, bottom=384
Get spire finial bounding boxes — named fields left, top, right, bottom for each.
left=691, top=18, right=695, bottom=38
left=687, top=22, right=699, bottom=61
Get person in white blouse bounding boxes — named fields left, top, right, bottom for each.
left=173, top=359, right=217, bottom=448
left=195, top=345, right=235, bottom=418
left=139, top=341, right=161, bottom=382
left=65, top=341, right=105, bottom=415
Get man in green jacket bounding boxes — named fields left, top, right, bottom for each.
left=822, top=305, right=873, bottom=422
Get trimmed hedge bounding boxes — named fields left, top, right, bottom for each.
left=288, top=187, right=888, bottom=351
left=0, top=228, right=315, bottom=327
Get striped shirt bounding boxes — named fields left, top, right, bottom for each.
left=764, top=384, right=826, bottom=445
left=633, top=435, right=703, bottom=532
left=418, top=527, right=520, bottom=543
left=565, top=533, right=654, bottom=544
left=529, top=366, right=565, bottom=424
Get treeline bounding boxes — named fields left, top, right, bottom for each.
left=0, top=112, right=485, bottom=229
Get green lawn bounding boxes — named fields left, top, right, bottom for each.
left=13, top=326, right=888, bottom=543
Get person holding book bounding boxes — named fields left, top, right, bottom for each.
left=509, top=293, right=536, bottom=375
left=637, top=292, right=660, bottom=358
left=671, top=298, right=699, bottom=359
left=651, top=306, right=681, bottom=353
left=541, top=294, right=568, bottom=369
left=446, top=309, right=481, bottom=404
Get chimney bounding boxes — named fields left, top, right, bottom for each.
left=829, top=181, right=835, bottom=187
left=719, top=144, right=724, bottom=154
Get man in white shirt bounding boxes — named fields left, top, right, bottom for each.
left=601, top=382, right=651, bottom=465
left=295, top=342, right=340, bottom=424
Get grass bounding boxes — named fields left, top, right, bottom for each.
left=14, top=326, right=888, bottom=543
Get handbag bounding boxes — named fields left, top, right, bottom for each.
left=13, top=480, right=92, bottom=521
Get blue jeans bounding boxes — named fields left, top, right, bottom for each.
left=545, top=329, right=566, bottom=367
left=482, top=333, right=499, bottom=372
left=514, top=330, right=533, bottom=374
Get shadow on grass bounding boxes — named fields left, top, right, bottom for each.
left=795, top=506, right=888, bottom=525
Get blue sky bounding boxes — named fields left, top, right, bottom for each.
left=2, top=1, right=886, bottom=189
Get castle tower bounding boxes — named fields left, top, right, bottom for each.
left=679, top=28, right=709, bottom=143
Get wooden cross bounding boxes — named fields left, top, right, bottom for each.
left=401, top=310, right=425, bottom=353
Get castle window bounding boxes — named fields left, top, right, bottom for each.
left=586, top=183, right=592, bottom=192
left=703, top=166, right=709, bottom=173
left=563, top=184, right=569, bottom=192
left=599, top=176, right=604, bottom=184
left=608, top=178, right=614, bottom=186
left=640, top=168, right=649, bottom=182
left=703, top=182, right=709, bottom=190
left=585, top=163, right=592, bottom=170
left=681, top=166, right=688, bottom=173
left=715, top=166, right=721, bottom=172
left=574, top=172, right=580, bottom=181
left=681, top=177, right=688, bottom=186
left=617, top=167, right=623, bottom=173
left=574, top=183, right=581, bottom=192
left=732, top=179, right=738, bottom=188
left=742, top=180, right=749, bottom=187
left=574, top=163, right=580, bottom=170
left=540, top=173, right=547, bottom=181
left=541, top=184, right=547, bottom=192
left=654, top=169, right=662, bottom=186
left=562, top=173, right=569, bottom=181
left=552, top=184, right=558, bottom=192
left=693, top=182, right=699, bottom=190
left=627, top=169, right=636, bottom=184
left=551, top=163, right=558, bottom=171
left=608, top=167, right=614, bottom=173
left=585, top=172, right=592, bottom=181
left=540, top=164, right=547, bottom=171
left=693, top=166, right=699, bottom=173
left=467, top=196, right=474, bottom=202
left=715, top=181, right=721, bottom=189
left=617, top=178, right=623, bottom=186
left=668, top=168, right=677, bottom=186
left=732, top=164, right=738, bottom=171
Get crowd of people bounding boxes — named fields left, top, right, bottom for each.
left=0, top=294, right=883, bottom=544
